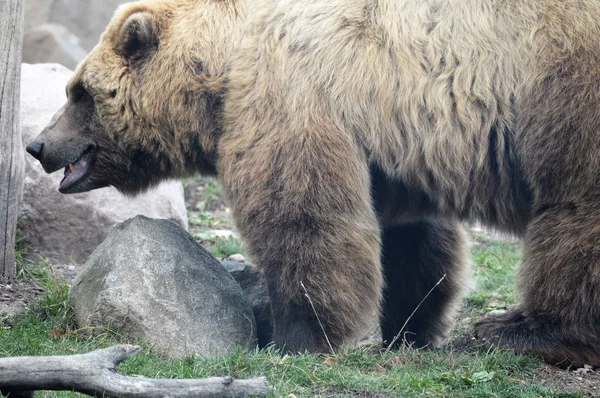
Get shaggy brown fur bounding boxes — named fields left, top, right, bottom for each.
left=27, top=0, right=600, bottom=366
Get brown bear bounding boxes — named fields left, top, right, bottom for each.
left=26, top=0, right=600, bottom=367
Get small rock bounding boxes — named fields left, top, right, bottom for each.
left=70, top=216, right=257, bottom=359
left=68, top=265, right=76, bottom=272
left=227, top=254, right=245, bottom=263
left=222, top=261, right=272, bottom=348
left=574, top=365, right=594, bottom=376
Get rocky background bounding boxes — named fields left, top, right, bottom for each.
left=23, top=0, right=130, bottom=68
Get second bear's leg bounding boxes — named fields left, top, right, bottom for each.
left=380, top=219, right=470, bottom=349
left=476, top=202, right=600, bottom=367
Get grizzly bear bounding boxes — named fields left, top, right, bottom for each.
left=26, top=0, right=600, bottom=367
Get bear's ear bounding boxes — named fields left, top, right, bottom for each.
left=116, top=11, right=159, bottom=62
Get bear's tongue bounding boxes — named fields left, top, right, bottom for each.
left=60, top=151, right=92, bottom=190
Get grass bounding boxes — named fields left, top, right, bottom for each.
left=210, top=236, right=246, bottom=259
left=0, top=234, right=587, bottom=397
left=11, top=240, right=74, bottom=328
left=184, top=176, right=247, bottom=260
left=184, top=177, right=224, bottom=211
left=468, top=236, right=520, bottom=311
left=191, top=232, right=246, bottom=260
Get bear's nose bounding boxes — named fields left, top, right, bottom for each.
left=26, top=141, right=44, bottom=160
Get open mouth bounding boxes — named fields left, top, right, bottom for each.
left=59, top=146, right=95, bottom=193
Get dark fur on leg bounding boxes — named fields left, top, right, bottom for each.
left=380, top=219, right=470, bottom=349
left=267, top=292, right=332, bottom=354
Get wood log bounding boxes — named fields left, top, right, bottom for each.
left=0, top=0, right=26, bottom=278
left=0, top=345, right=275, bottom=397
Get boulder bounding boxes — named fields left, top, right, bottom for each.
left=23, top=23, right=87, bottom=69
left=23, top=0, right=52, bottom=34
left=18, top=63, right=188, bottom=264
left=223, top=262, right=272, bottom=348
left=70, top=216, right=257, bottom=359
left=24, top=0, right=131, bottom=51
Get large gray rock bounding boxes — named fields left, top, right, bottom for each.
left=19, top=63, right=188, bottom=264
left=24, top=0, right=131, bottom=51
left=70, top=216, right=257, bottom=358
left=23, top=23, right=87, bottom=69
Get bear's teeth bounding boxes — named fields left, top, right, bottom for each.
left=69, top=164, right=74, bottom=172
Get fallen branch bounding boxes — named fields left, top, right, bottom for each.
left=0, top=345, right=274, bottom=397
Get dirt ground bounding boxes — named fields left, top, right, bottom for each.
left=0, top=277, right=43, bottom=322
left=535, top=364, right=600, bottom=397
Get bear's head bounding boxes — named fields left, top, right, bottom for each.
left=26, top=0, right=243, bottom=195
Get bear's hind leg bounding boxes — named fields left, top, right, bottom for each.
left=475, top=202, right=600, bottom=368
left=381, top=219, right=470, bottom=349
left=475, top=307, right=600, bottom=368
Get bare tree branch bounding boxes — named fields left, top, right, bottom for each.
left=0, top=345, right=275, bottom=397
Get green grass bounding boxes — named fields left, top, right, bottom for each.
left=0, top=319, right=564, bottom=398
left=0, top=236, right=585, bottom=397
left=184, top=177, right=224, bottom=206
left=184, top=177, right=246, bottom=260
left=209, top=235, right=246, bottom=259
left=191, top=232, right=246, bottom=260
left=469, top=236, right=520, bottom=310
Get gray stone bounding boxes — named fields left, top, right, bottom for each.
left=25, top=0, right=132, bottom=51
left=18, top=63, right=188, bottom=264
left=71, top=216, right=257, bottom=359
left=23, top=23, right=87, bottom=69
left=227, top=254, right=246, bottom=263
left=23, top=0, right=52, bottom=34
left=222, top=262, right=272, bottom=348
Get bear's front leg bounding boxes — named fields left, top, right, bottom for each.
left=219, top=121, right=382, bottom=353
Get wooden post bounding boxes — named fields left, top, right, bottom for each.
left=0, top=0, right=25, bottom=278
